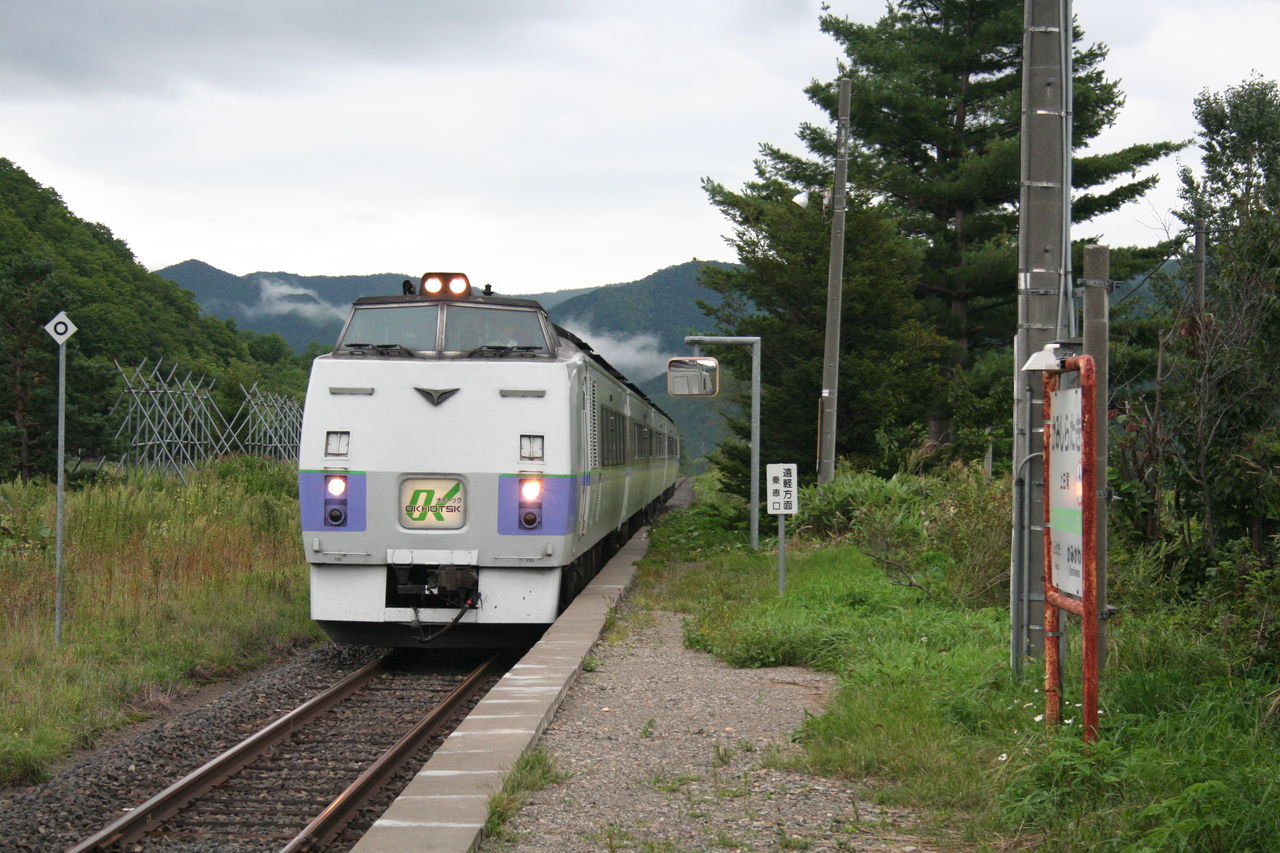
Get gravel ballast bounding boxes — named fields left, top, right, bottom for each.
left=0, top=643, right=385, bottom=851
left=483, top=610, right=944, bottom=853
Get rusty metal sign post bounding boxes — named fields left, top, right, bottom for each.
left=1041, top=354, right=1100, bottom=743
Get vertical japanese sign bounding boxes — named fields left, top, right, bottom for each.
left=766, top=463, right=798, bottom=515
left=766, top=464, right=798, bottom=595
left=1048, top=374, right=1084, bottom=598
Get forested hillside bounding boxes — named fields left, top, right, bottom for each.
left=547, top=261, right=731, bottom=353
left=0, top=158, right=308, bottom=481
left=157, top=259, right=730, bottom=356
left=157, top=260, right=406, bottom=352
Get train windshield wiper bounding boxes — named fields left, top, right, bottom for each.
left=338, top=342, right=419, bottom=358
left=465, top=344, right=542, bottom=357
left=372, top=343, right=419, bottom=358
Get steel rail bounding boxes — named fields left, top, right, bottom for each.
left=66, top=654, right=392, bottom=852
left=280, top=655, right=501, bottom=852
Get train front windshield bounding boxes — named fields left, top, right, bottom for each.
left=337, top=302, right=550, bottom=356
left=340, top=304, right=440, bottom=351
left=442, top=305, right=549, bottom=353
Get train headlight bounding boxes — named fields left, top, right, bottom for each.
left=520, top=478, right=542, bottom=502
left=420, top=272, right=471, bottom=299
left=517, top=477, right=543, bottom=530
left=324, top=474, right=349, bottom=527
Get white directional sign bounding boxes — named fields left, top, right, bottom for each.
left=766, top=463, right=799, bottom=515
left=1048, top=376, right=1084, bottom=598
left=44, top=311, right=77, bottom=345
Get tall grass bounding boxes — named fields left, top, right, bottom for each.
left=0, top=457, right=320, bottom=786
left=635, top=470, right=1280, bottom=850
left=792, top=463, right=1011, bottom=607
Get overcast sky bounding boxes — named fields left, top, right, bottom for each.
left=4, top=0, right=1278, bottom=295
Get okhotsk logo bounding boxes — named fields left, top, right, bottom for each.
left=400, top=478, right=465, bottom=529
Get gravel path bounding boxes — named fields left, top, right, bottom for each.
left=484, top=609, right=947, bottom=853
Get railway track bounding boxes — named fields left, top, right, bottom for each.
left=67, top=651, right=504, bottom=852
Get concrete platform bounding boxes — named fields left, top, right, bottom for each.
left=351, top=529, right=649, bottom=853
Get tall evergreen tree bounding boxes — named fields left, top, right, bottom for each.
left=702, top=1, right=1182, bottom=487
left=699, top=179, right=949, bottom=491
left=761, top=1, right=1181, bottom=360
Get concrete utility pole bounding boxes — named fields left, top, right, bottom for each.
left=817, top=78, right=851, bottom=484
left=1012, top=0, right=1073, bottom=674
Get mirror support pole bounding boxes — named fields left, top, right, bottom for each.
left=684, top=335, right=762, bottom=549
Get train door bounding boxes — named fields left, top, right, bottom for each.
left=580, top=377, right=598, bottom=535
left=619, top=397, right=632, bottom=523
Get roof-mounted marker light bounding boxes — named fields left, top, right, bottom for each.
left=420, top=272, right=470, bottom=298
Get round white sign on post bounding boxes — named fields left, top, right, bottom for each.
left=44, top=311, right=77, bottom=345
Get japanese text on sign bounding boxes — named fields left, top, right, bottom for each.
left=766, top=463, right=798, bottom=515
left=1048, top=382, right=1084, bottom=598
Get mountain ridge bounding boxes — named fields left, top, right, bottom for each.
left=156, top=258, right=731, bottom=360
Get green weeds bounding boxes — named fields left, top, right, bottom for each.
left=484, top=748, right=567, bottom=841
left=0, top=458, right=320, bottom=787
left=634, top=470, right=1280, bottom=850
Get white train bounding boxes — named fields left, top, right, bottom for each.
left=298, top=273, right=678, bottom=646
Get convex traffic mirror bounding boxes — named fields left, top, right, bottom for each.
left=666, top=356, right=719, bottom=398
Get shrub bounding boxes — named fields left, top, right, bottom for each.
left=793, top=464, right=1009, bottom=606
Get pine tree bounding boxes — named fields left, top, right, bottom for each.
left=699, top=178, right=949, bottom=491
left=701, top=2, right=1183, bottom=486
left=763, top=1, right=1181, bottom=359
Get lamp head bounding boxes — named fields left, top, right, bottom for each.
left=1021, top=342, right=1063, bottom=372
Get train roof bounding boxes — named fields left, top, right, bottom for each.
left=553, top=324, right=674, bottom=426
left=341, top=291, right=674, bottom=427
left=351, top=293, right=545, bottom=310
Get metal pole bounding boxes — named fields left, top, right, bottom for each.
left=55, top=341, right=66, bottom=646
left=684, top=335, right=762, bottom=549
left=1082, top=244, right=1109, bottom=672
left=750, top=338, right=760, bottom=549
left=778, top=514, right=786, bottom=595
left=818, top=78, right=851, bottom=484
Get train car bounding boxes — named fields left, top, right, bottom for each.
left=298, top=272, right=678, bottom=647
